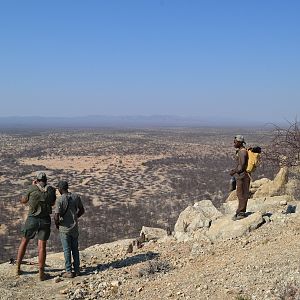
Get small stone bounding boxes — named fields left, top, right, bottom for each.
left=126, top=244, right=133, bottom=253
left=137, top=287, right=143, bottom=292
left=60, top=289, right=69, bottom=294
left=54, top=276, right=62, bottom=283
left=111, top=280, right=121, bottom=287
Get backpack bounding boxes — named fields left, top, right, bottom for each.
left=29, top=185, right=56, bottom=217
left=246, top=146, right=262, bottom=173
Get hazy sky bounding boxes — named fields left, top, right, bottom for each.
left=0, top=0, right=299, bottom=123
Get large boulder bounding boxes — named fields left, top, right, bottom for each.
left=225, top=190, right=238, bottom=202
left=250, top=178, right=271, bottom=195
left=253, top=167, right=288, bottom=198
left=285, top=166, right=300, bottom=200
left=222, top=195, right=295, bottom=215
left=140, top=226, right=168, bottom=241
left=174, top=200, right=222, bottom=241
left=206, top=212, right=264, bottom=241
left=285, top=179, right=300, bottom=199
left=251, top=177, right=271, bottom=189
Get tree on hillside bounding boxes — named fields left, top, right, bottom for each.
left=264, top=119, right=300, bottom=167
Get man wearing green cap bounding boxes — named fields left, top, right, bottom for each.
left=16, top=172, right=56, bottom=280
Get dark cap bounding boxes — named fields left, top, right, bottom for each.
left=36, top=172, right=47, bottom=181
left=58, top=180, right=68, bottom=190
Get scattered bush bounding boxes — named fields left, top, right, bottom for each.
left=138, top=259, right=173, bottom=277
left=264, top=119, right=300, bottom=167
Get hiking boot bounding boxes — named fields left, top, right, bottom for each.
left=62, top=272, right=74, bottom=278
left=38, top=268, right=50, bottom=281
left=74, top=271, right=81, bottom=277
left=232, top=213, right=246, bottom=221
left=39, top=268, right=45, bottom=281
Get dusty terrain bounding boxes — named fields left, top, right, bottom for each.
left=0, top=127, right=276, bottom=263
left=1, top=127, right=299, bottom=300
left=1, top=197, right=300, bottom=300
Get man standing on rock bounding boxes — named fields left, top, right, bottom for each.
left=54, top=180, right=84, bottom=278
left=16, top=172, right=56, bottom=280
left=230, top=135, right=250, bottom=221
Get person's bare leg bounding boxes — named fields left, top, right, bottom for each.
left=16, top=237, right=30, bottom=275
left=38, top=240, right=47, bottom=281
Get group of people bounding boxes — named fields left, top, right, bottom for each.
left=16, top=173, right=84, bottom=280
left=15, top=134, right=251, bottom=281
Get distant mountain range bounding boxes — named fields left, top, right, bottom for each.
left=0, top=115, right=267, bottom=128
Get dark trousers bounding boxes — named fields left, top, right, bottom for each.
left=236, top=173, right=250, bottom=214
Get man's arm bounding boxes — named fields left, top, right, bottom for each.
left=20, top=183, right=37, bottom=204
left=20, top=188, right=31, bottom=204
left=20, top=195, right=29, bottom=204
left=77, top=206, right=85, bottom=219
left=237, top=149, right=248, bottom=174
left=77, top=195, right=85, bottom=218
left=230, top=149, right=248, bottom=176
left=54, top=196, right=62, bottom=229
left=49, top=186, right=56, bottom=206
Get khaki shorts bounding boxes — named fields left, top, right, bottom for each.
left=21, top=216, right=51, bottom=241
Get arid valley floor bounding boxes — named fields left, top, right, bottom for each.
left=0, top=127, right=276, bottom=263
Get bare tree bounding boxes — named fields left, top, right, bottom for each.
left=264, top=119, right=300, bottom=167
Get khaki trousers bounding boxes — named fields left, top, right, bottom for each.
left=236, top=173, right=251, bottom=214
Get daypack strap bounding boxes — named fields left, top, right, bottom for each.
left=60, top=194, right=72, bottom=218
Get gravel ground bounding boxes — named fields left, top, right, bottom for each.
left=1, top=212, right=300, bottom=300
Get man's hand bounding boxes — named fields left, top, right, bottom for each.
left=20, top=196, right=28, bottom=204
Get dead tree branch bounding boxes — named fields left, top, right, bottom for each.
left=264, top=119, right=300, bottom=167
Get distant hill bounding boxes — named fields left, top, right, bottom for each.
left=0, top=115, right=265, bottom=128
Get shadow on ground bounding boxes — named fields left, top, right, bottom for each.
left=82, top=251, right=159, bottom=275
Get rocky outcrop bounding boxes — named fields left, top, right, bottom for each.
left=226, top=167, right=300, bottom=203
left=222, top=195, right=296, bottom=215
left=206, top=212, right=264, bottom=241
left=252, top=167, right=288, bottom=198
left=285, top=166, right=300, bottom=199
left=175, top=167, right=299, bottom=244
left=249, top=177, right=271, bottom=195
left=174, top=200, right=222, bottom=242
left=140, top=226, right=168, bottom=241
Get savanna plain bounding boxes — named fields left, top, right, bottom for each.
left=0, top=127, right=276, bottom=264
